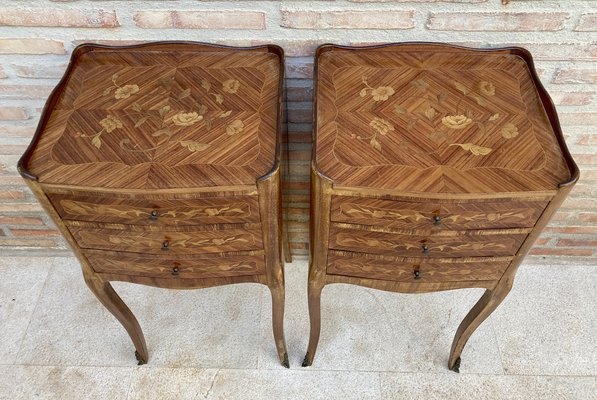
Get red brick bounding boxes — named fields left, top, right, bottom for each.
left=0, top=215, right=44, bottom=225
left=0, top=123, right=35, bottom=138
left=0, top=176, right=24, bottom=185
left=533, top=237, right=552, bottom=246
left=550, top=92, right=594, bottom=106
left=0, top=39, right=65, bottom=54
left=0, top=144, right=28, bottom=154
left=0, top=107, right=28, bottom=120
left=557, top=238, right=597, bottom=247
left=529, top=248, right=594, bottom=257
left=578, top=213, right=597, bottom=223
left=0, top=8, right=119, bottom=28
left=11, top=228, right=61, bottom=237
left=287, top=86, right=313, bottom=102
left=12, top=63, right=68, bottom=79
left=575, top=135, right=597, bottom=146
left=0, top=66, right=6, bottom=79
left=0, top=203, right=42, bottom=212
left=0, top=190, right=25, bottom=200
left=286, top=59, right=314, bottom=79
left=134, top=11, right=265, bottom=29
left=281, top=10, right=415, bottom=29
left=545, top=226, right=597, bottom=235
left=553, top=69, right=597, bottom=84
left=575, top=13, right=597, bottom=31
left=0, top=85, right=54, bottom=99
left=502, top=43, right=597, bottom=61
left=559, top=113, right=597, bottom=126
left=427, top=12, right=569, bottom=31
left=0, top=238, right=58, bottom=248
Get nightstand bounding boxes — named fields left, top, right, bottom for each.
left=305, top=43, right=579, bottom=371
left=18, top=42, right=289, bottom=367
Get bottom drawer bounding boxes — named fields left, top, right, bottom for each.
left=83, top=250, right=265, bottom=279
left=327, top=251, right=511, bottom=283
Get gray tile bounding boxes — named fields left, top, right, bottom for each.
left=492, top=263, right=597, bottom=376
left=0, top=365, right=132, bottom=400
left=0, top=257, right=52, bottom=364
left=17, top=257, right=265, bottom=368
left=207, top=368, right=381, bottom=400
left=381, top=372, right=529, bottom=399
left=127, top=367, right=218, bottom=400
left=266, top=260, right=502, bottom=373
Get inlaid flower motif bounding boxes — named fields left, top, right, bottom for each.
left=99, top=115, right=123, bottom=133
left=369, top=117, right=394, bottom=135
left=371, top=86, right=395, bottom=101
left=226, top=119, right=245, bottom=135
left=441, top=114, right=473, bottom=130
left=114, top=84, right=139, bottom=99
left=478, top=81, right=495, bottom=96
left=222, top=79, right=240, bottom=94
left=171, top=112, right=203, bottom=126
left=501, top=123, right=519, bottom=138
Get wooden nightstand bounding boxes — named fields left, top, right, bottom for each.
left=18, top=42, right=290, bottom=367
left=305, top=43, right=579, bottom=371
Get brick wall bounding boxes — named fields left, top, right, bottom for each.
left=0, top=0, right=595, bottom=258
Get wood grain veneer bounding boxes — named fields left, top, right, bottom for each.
left=305, top=42, right=579, bottom=372
left=18, top=41, right=289, bottom=368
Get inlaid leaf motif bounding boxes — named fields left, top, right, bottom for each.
left=222, top=79, right=240, bottom=94
left=501, top=123, right=519, bottom=138
left=359, top=88, right=367, bottom=97
left=132, top=103, right=142, bottom=112
left=407, top=118, right=418, bottom=130
left=214, top=94, right=224, bottom=104
left=151, top=128, right=170, bottom=137
left=226, top=119, right=245, bottom=135
left=178, top=88, right=191, bottom=100
left=449, top=143, right=492, bottom=156
left=102, top=87, right=113, bottom=96
left=437, top=92, right=448, bottom=103
left=478, top=81, right=496, bottom=96
left=91, top=136, right=101, bottom=149
left=197, top=105, right=208, bottom=115
left=370, top=137, right=382, bottom=151
left=472, top=95, right=486, bottom=106
left=201, top=79, right=211, bottom=92
left=424, top=107, right=437, bottom=120
left=489, top=113, right=500, bottom=122
left=159, top=105, right=171, bottom=118
left=180, top=140, right=210, bottom=152
left=411, top=79, right=429, bottom=91
left=114, top=84, right=139, bottom=100
left=454, top=81, right=469, bottom=95
left=219, top=110, right=232, bottom=118
left=394, top=104, right=406, bottom=114
left=134, top=116, right=150, bottom=128
left=371, top=86, right=395, bottom=101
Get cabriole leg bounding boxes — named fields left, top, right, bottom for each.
left=269, top=281, right=289, bottom=368
left=303, top=280, right=324, bottom=367
left=84, top=274, right=148, bottom=365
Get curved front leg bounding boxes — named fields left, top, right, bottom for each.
left=84, top=274, right=148, bottom=365
left=448, top=282, right=513, bottom=372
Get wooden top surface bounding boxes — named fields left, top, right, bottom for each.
left=21, top=43, right=282, bottom=189
left=315, top=44, right=576, bottom=194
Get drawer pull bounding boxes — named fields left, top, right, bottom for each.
left=171, top=266, right=179, bottom=276
left=433, top=215, right=442, bottom=226
left=422, top=244, right=430, bottom=254
left=161, top=240, right=170, bottom=251
left=414, top=270, right=421, bottom=280
left=149, top=210, right=159, bottom=221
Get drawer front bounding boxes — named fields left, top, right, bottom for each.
left=83, top=250, right=265, bottom=279
left=69, top=226, right=262, bottom=254
left=49, top=194, right=260, bottom=226
left=327, top=251, right=510, bottom=282
left=329, top=226, right=527, bottom=258
left=331, top=196, right=547, bottom=230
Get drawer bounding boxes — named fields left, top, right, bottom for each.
left=69, top=224, right=262, bottom=254
left=83, top=249, right=265, bottom=279
left=327, top=251, right=511, bottom=283
left=329, top=224, right=529, bottom=258
left=48, top=193, right=260, bottom=226
left=331, top=196, right=547, bottom=230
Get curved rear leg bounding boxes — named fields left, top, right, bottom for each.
left=269, top=282, right=289, bottom=368
left=84, top=275, right=148, bottom=365
left=303, top=281, right=324, bottom=367
left=448, top=284, right=512, bottom=372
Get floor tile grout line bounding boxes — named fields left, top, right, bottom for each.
left=11, top=261, right=55, bottom=365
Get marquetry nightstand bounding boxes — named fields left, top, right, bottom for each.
left=18, top=42, right=290, bottom=367
left=304, top=43, right=579, bottom=371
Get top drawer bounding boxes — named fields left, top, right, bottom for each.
left=331, top=196, right=548, bottom=230
left=48, top=193, right=260, bottom=226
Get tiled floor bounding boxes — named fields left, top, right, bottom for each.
left=0, top=256, right=595, bottom=399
